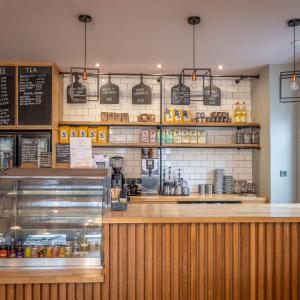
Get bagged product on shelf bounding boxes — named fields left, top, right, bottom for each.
left=101, top=112, right=108, bottom=121
left=181, top=130, right=190, bottom=143
left=59, top=126, right=69, bottom=143
left=107, top=112, right=115, bottom=122
left=149, top=130, right=157, bottom=143
left=174, top=109, right=182, bottom=123
left=97, top=126, right=109, bottom=144
left=189, top=130, right=198, bottom=144
left=165, top=129, right=174, bottom=143
left=156, top=130, right=166, bottom=143
left=79, top=126, right=88, bottom=138
left=197, top=130, right=206, bottom=144
left=164, top=108, right=175, bottom=123
left=140, top=129, right=150, bottom=143
left=182, top=110, right=192, bottom=122
left=114, top=113, right=122, bottom=122
left=69, top=127, right=79, bottom=138
left=173, top=129, right=182, bottom=144
left=88, top=127, right=98, bottom=144
left=121, top=113, right=129, bottom=122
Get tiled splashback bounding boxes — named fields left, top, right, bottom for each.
left=62, top=75, right=252, bottom=193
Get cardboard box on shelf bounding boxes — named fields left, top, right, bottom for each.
left=97, top=126, right=109, bottom=144
left=88, top=127, right=98, bottom=144
left=59, top=126, right=70, bottom=144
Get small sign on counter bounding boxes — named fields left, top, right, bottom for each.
left=56, top=143, right=70, bottom=164
left=70, top=137, right=92, bottom=168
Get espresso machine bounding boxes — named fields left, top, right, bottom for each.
left=141, top=149, right=159, bottom=194
left=111, top=156, right=125, bottom=187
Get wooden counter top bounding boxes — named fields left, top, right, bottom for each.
left=103, top=203, right=300, bottom=223
left=129, top=193, right=267, bottom=204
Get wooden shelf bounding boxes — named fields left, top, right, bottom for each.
left=92, top=142, right=160, bottom=148
left=162, top=122, right=260, bottom=128
left=59, top=121, right=160, bottom=127
left=90, top=142, right=259, bottom=149
left=161, top=143, right=260, bottom=149
left=0, top=125, right=53, bottom=131
left=59, top=121, right=260, bottom=128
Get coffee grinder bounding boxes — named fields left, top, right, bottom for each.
left=111, top=156, right=125, bottom=187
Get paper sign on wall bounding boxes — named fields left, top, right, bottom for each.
left=70, top=137, right=92, bottom=168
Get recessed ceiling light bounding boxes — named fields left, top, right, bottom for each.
left=10, top=225, right=21, bottom=230
left=52, top=209, right=59, bottom=214
left=156, top=64, right=162, bottom=69
left=43, top=232, right=51, bottom=235
left=95, top=63, right=100, bottom=67
left=101, top=79, right=106, bottom=82
left=218, top=65, right=224, bottom=70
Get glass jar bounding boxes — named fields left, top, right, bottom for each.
left=236, top=131, right=244, bottom=144
left=243, top=131, right=252, bottom=144
left=252, top=130, right=260, bottom=144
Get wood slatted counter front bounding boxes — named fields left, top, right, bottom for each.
left=102, top=204, right=300, bottom=300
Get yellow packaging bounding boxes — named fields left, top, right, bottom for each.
left=59, top=126, right=69, bottom=144
left=88, top=127, right=98, bottom=144
left=181, top=130, right=190, bottom=144
left=189, top=130, right=198, bottom=144
left=164, top=108, right=175, bottom=123
left=174, top=109, right=182, bottom=123
left=97, top=126, right=109, bottom=144
left=79, top=126, right=88, bottom=138
left=197, top=130, right=206, bottom=144
left=182, top=110, right=192, bottom=123
left=69, top=127, right=79, bottom=138
left=173, top=129, right=182, bottom=144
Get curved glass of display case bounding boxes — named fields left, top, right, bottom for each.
left=0, top=168, right=109, bottom=268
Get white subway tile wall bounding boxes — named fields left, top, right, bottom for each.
left=63, top=75, right=253, bottom=193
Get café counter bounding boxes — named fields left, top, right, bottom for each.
left=1, top=203, right=300, bottom=300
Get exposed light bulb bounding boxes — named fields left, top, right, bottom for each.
left=290, top=73, right=299, bottom=91
left=95, top=63, right=100, bottom=68
left=156, top=64, right=162, bottom=69
left=192, top=70, right=197, bottom=81
left=218, top=65, right=224, bottom=70
left=83, top=70, right=88, bottom=81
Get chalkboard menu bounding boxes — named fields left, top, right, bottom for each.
left=56, top=143, right=70, bottom=163
left=39, top=152, right=52, bottom=168
left=132, top=78, right=152, bottom=105
left=203, top=84, right=221, bottom=106
left=0, top=66, right=16, bottom=125
left=18, top=66, right=52, bottom=125
left=67, top=74, right=87, bottom=103
left=100, top=77, right=119, bottom=104
left=171, top=83, right=190, bottom=105
left=21, top=139, right=39, bottom=163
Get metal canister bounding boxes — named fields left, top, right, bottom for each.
left=199, top=184, right=205, bottom=195
left=31, top=246, right=39, bottom=258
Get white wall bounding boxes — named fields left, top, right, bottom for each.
left=62, top=75, right=253, bottom=193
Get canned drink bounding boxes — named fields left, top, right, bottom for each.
left=59, top=245, right=66, bottom=258
left=53, top=245, right=60, bottom=257
left=25, top=246, right=32, bottom=258
left=46, top=246, right=53, bottom=258
left=31, top=246, right=39, bottom=258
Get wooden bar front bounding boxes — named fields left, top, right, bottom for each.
left=1, top=204, right=300, bottom=299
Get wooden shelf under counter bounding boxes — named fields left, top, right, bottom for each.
left=129, top=193, right=268, bottom=204
left=0, top=267, right=103, bottom=284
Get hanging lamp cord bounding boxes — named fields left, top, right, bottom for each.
left=293, top=23, right=296, bottom=74
left=84, top=20, right=87, bottom=71
left=193, top=24, right=195, bottom=69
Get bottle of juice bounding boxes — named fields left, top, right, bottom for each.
left=233, top=102, right=241, bottom=123
left=241, top=102, right=247, bottom=123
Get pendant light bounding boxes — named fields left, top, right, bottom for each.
left=79, top=14, right=92, bottom=81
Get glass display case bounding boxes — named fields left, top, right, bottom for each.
left=0, top=168, right=109, bottom=268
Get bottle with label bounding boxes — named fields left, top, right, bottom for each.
left=9, top=237, right=17, bottom=258
left=233, top=102, right=241, bottom=123
left=16, top=241, right=24, bottom=258
left=241, top=102, right=247, bottom=123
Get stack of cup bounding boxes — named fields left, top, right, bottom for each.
left=224, top=175, right=233, bottom=194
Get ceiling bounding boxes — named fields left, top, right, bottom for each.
left=0, top=0, right=300, bottom=75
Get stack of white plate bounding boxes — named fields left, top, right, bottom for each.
left=214, top=169, right=224, bottom=194
left=224, top=175, right=233, bottom=194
